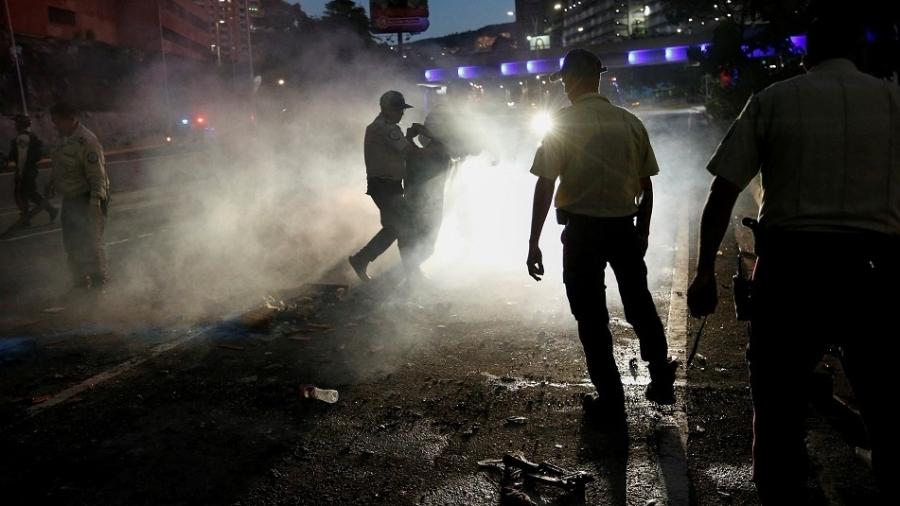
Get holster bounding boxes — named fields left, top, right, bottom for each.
left=733, top=217, right=758, bottom=321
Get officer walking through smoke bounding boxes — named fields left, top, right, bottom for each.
left=349, top=90, right=429, bottom=283
left=48, top=102, right=110, bottom=294
left=526, top=49, right=680, bottom=422
left=7, top=115, right=58, bottom=226
left=687, top=14, right=899, bottom=504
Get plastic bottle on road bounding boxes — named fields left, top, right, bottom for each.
left=300, top=385, right=339, bottom=403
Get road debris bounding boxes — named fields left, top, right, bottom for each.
left=505, top=416, right=528, bottom=426
left=299, top=385, right=339, bottom=403
left=239, top=307, right=278, bottom=330
left=629, top=357, right=639, bottom=378
left=41, top=307, right=65, bottom=314
left=478, top=453, right=593, bottom=503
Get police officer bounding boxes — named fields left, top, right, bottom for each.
left=349, top=90, right=426, bottom=282
left=526, top=49, right=679, bottom=421
left=7, top=115, right=57, bottom=225
left=48, top=102, right=110, bottom=292
left=687, top=15, right=899, bottom=504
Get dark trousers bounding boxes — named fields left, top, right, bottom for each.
left=405, top=171, right=448, bottom=268
left=356, top=179, right=412, bottom=266
left=561, top=214, right=668, bottom=403
left=61, top=195, right=108, bottom=288
left=14, top=175, right=54, bottom=220
left=749, top=231, right=899, bottom=504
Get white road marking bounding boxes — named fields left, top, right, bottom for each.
left=26, top=333, right=200, bottom=418
left=628, top=204, right=692, bottom=505
left=0, top=228, right=61, bottom=242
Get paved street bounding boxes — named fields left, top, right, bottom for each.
left=0, top=132, right=880, bottom=505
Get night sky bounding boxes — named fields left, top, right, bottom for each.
left=289, top=0, right=517, bottom=40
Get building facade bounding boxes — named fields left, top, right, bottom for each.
left=2, top=0, right=214, bottom=61
left=561, top=0, right=674, bottom=47
left=193, top=0, right=260, bottom=66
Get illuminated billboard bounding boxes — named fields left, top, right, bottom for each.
left=370, top=0, right=430, bottom=34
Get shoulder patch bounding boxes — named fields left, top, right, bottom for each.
left=87, top=151, right=100, bottom=164
left=389, top=129, right=403, bottom=141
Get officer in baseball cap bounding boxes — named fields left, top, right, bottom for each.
left=379, top=90, right=414, bottom=111
left=349, top=90, right=428, bottom=284
left=527, top=46, right=679, bottom=422
left=550, top=48, right=608, bottom=82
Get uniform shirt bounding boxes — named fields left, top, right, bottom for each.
left=15, top=134, right=29, bottom=177
left=364, top=113, right=409, bottom=181
left=530, top=93, right=660, bottom=218
left=51, top=123, right=109, bottom=200
left=707, top=58, right=900, bottom=236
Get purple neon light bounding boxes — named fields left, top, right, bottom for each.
left=627, top=49, right=660, bottom=65
left=664, top=46, right=689, bottom=62
left=526, top=59, right=560, bottom=74
left=424, top=69, right=445, bottom=82
left=457, top=66, right=481, bottom=79
left=501, top=62, right=527, bottom=76
left=789, top=35, right=807, bottom=53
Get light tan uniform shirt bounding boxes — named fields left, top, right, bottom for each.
left=51, top=123, right=109, bottom=200
left=708, top=58, right=900, bottom=236
left=530, top=93, right=660, bottom=218
left=364, top=113, right=409, bottom=181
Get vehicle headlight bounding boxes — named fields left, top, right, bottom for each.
left=530, top=111, right=554, bottom=136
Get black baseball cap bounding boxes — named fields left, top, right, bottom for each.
left=379, top=90, right=414, bottom=110
left=550, top=48, right=608, bottom=82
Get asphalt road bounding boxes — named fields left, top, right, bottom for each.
left=0, top=120, right=880, bottom=505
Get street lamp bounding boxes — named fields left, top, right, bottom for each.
left=554, top=3, right=562, bottom=10
left=277, top=78, right=285, bottom=86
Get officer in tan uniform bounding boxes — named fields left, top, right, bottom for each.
left=349, top=90, right=426, bottom=283
left=48, top=102, right=110, bottom=292
left=526, top=49, right=679, bottom=423
left=687, top=15, right=899, bottom=503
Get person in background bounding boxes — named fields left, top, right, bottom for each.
left=49, top=102, right=110, bottom=294
left=349, top=90, right=431, bottom=285
left=404, top=105, right=474, bottom=270
left=8, top=115, right=57, bottom=226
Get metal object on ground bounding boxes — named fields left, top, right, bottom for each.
left=479, top=452, right=594, bottom=503
left=686, top=316, right=708, bottom=368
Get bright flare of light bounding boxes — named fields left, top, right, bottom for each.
left=196, top=117, right=205, bottom=124
left=277, top=78, right=285, bottom=85
left=530, top=111, right=554, bottom=136
left=554, top=3, right=562, bottom=10
left=166, top=136, right=172, bottom=142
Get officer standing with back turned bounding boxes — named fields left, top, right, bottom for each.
left=687, top=13, right=899, bottom=504
left=526, top=49, right=679, bottom=425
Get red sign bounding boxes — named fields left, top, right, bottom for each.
left=370, top=0, right=430, bottom=34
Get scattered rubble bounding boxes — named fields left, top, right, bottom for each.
left=504, top=416, right=528, bottom=426
left=478, top=453, right=594, bottom=504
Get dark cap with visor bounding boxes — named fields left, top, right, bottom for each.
left=550, top=48, right=608, bottom=82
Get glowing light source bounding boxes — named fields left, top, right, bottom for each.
left=457, top=66, right=482, bottom=79
left=526, top=59, right=560, bottom=74
left=165, top=136, right=172, bottom=142
left=554, top=3, right=562, bottom=10
left=501, top=62, right=527, bottom=76
left=530, top=111, right=554, bottom=136
left=196, top=116, right=205, bottom=124
left=664, top=46, right=689, bottom=62
left=181, top=118, right=189, bottom=125
left=277, top=78, right=285, bottom=86
left=425, top=68, right=446, bottom=82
